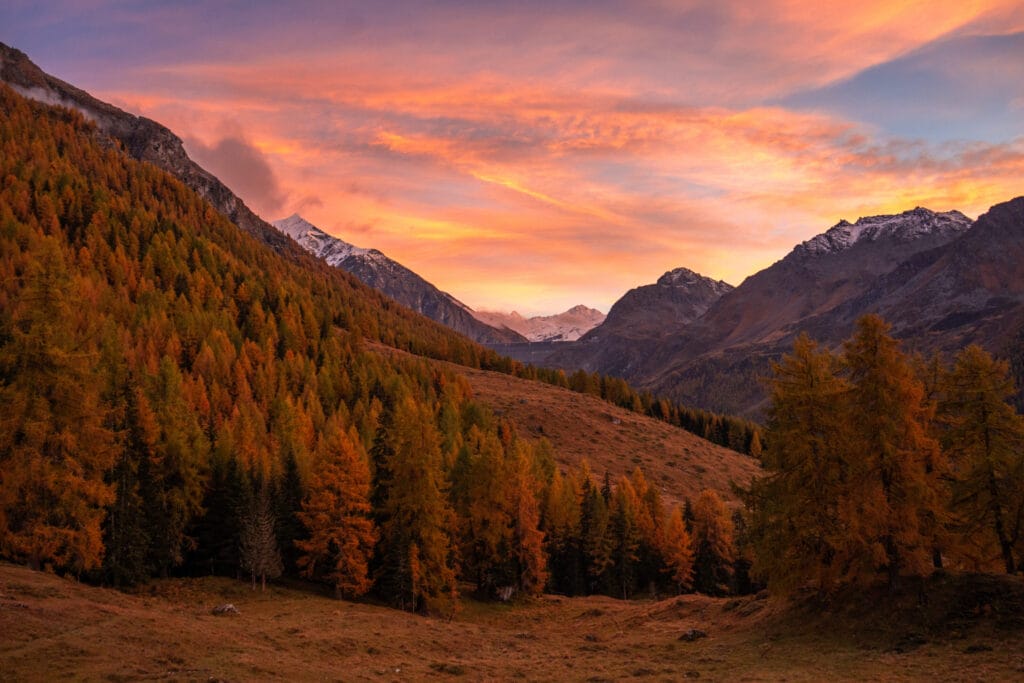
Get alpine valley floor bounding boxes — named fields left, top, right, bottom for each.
left=2, top=562, right=1023, bottom=681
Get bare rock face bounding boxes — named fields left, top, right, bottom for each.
left=272, top=215, right=527, bottom=345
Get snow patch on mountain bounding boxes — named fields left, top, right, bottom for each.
left=272, top=214, right=371, bottom=265
left=798, top=208, right=972, bottom=256
left=474, top=305, right=606, bottom=342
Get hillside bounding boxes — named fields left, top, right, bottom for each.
left=3, top=562, right=1022, bottom=681
left=451, top=363, right=758, bottom=506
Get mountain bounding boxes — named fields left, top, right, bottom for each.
left=544, top=267, right=734, bottom=379
left=472, top=305, right=605, bottom=342
left=548, top=204, right=1024, bottom=416
left=0, top=43, right=525, bottom=347
left=272, top=215, right=526, bottom=345
left=0, top=43, right=297, bottom=259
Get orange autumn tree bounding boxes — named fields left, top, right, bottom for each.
left=375, top=397, right=459, bottom=614
left=843, top=314, right=947, bottom=588
left=0, top=239, right=116, bottom=573
left=746, top=334, right=852, bottom=593
left=661, top=506, right=695, bottom=594
left=690, top=489, right=735, bottom=595
left=939, top=345, right=1024, bottom=573
left=296, top=417, right=377, bottom=598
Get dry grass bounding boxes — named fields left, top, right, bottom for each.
left=3, top=563, right=1023, bottom=681
left=371, top=342, right=761, bottom=507
left=456, top=366, right=759, bottom=506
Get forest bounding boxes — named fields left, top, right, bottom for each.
left=0, top=85, right=736, bottom=612
left=2, top=84, right=1021, bottom=618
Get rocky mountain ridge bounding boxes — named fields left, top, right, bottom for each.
left=272, top=215, right=526, bottom=345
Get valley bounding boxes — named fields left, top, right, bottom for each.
left=2, top=563, right=1022, bottom=681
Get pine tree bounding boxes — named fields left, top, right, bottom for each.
left=296, top=418, right=377, bottom=598
left=940, top=345, right=1024, bottom=573
left=691, top=489, right=735, bottom=595
left=239, top=482, right=283, bottom=591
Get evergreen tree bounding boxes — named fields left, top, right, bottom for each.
left=240, top=482, right=283, bottom=591
left=691, top=489, right=735, bottom=595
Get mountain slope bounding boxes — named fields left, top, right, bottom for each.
left=644, top=205, right=1024, bottom=415
left=0, top=42, right=297, bottom=258
left=473, top=305, right=605, bottom=342
left=273, top=214, right=526, bottom=345
left=546, top=267, right=734, bottom=379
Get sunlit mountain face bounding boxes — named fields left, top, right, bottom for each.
left=6, top=0, right=1021, bottom=314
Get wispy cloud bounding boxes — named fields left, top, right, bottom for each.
left=4, top=0, right=1023, bottom=313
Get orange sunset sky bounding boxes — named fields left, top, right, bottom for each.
left=4, top=1, right=1024, bottom=315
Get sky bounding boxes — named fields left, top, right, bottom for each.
left=3, top=1, right=1024, bottom=315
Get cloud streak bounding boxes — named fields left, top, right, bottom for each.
left=4, top=1, right=1023, bottom=314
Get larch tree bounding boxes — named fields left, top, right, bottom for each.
left=746, top=334, right=852, bottom=594
left=0, top=238, right=115, bottom=573
left=939, top=345, right=1024, bottom=574
left=296, top=417, right=377, bottom=598
left=661, top=506, right=695, bottom=594
left=375, top=397, right=459, bottom=614
left=843, top=314, right=947, bottom=589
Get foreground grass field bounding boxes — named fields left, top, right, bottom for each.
left=2, top=563, right=1023, bottom=681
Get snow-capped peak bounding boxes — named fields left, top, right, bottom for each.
left=271, top=214, right=370, bottom=266
left=472, top=305, right=606, bottom=342
left=798, top=208, right=972, bottom=256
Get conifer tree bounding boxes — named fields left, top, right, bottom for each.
left=843, top=314, right=946, bottom=588
left=691, top=489, right=735, bottom=595
left=940, top=345, right=1024, bottom=573
left=0, top=239, right=115, bottom=572
left=542, top=468, right=582, bottom=595
left=240, top=483, right=283, bottom=591
left=661, top=506, right=695, bottom=594
left=746, top=334, right=851, bottom=593
left=296, top=418, right=377, bottom=598
left=375, top=397, right=458, bottom=613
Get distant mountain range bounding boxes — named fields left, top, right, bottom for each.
left=272, top=215, right=526, bottom=344
left=531, top=204, right=1024, bottom=416
left=472, top=305, right=605, bottom=342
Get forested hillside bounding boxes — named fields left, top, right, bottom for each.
left=0, top=85, right=750, bottom=610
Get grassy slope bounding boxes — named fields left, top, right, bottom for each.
left=371, top=344, right=761, bottom=507
left=457, top=365, right=759, bottom=506
left=2, top=563, right=1023, bottom=681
